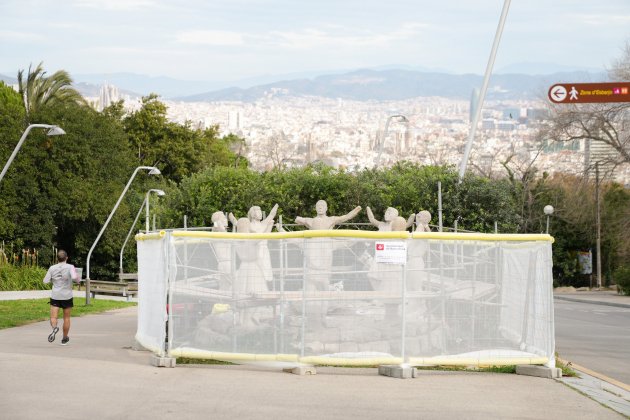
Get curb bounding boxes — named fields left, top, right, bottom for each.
left=553, top=295, right=630, bottom=309
left=556, top=358, right=630, bottom=417
left=557, top=358, right=630, bottom=393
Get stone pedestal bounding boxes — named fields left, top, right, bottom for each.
left=378, top=365, right=417, bottom=379
left=150, top=354, right=176, bottom=368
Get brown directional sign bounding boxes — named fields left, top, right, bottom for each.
left=548, top=82, right=630, bottom=104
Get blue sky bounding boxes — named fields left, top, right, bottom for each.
left=1, top=0, right=629, bottom=82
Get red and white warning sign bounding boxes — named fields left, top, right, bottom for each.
left=374, top=241, right=407, bottom=265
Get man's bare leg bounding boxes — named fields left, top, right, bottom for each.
left=48, top=306, right=60, bottom=342
left=62, top=307, right=71, bottom=338
left=50, top=305, right=59, bottom=329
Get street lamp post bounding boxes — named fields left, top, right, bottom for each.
left=145, top=189, right=165, bottom=232
left=374, top=114, right=409, bottom=167
left=544, top=205, right=554, bottom=234
left=119, top=189, right=165, bottom=274
left=85, top=166, right=161, bottom=304
left=0, top=124, right=66, bottom=183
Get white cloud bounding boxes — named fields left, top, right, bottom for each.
left=86, top=46, right=188, bottom=56
left=267, top=23, right=427, bottom=49
left=71, top=0, right=157, bottom=11
left=172, top=23, right=426, bottom=50
left=176, top=30, right=246, bottom=46
left=569, top=13, right=630, bottom=26
left=0, top=30, right=45, bottom=42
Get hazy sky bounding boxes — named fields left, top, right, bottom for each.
left=1, top=0, right=629, bottom=81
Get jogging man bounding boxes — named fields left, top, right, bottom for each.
left=43, top=250, right=80, bottom=345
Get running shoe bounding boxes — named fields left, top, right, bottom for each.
left=48, top=326, right=59, bottom=343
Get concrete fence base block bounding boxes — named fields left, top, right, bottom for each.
left=516, top=365, right=562, bottom=379
left=283, top=366, right=317, bottom=375
left=378, top=365, right=417, bottom=379
left=150, top=355, right=176, bottom=368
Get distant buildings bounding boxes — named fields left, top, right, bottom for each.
left=89, top=83, right=629, bottom=184
left=95, top=84, right=120, bottom=111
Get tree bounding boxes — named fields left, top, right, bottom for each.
left=0, top=82, right=27, bottom=238
left=122, top=94, right=246, bottom=182
left=17, top=62, right=85, bottom=123
left=158, top=163, right=522, bottom=235
left=0, top=86, right=140, bottom=277
left=541, top=40, right=630, bottom=285
left=545, top=41, right=630, bottom=168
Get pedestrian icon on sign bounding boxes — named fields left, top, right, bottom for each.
left=569, top=87, right=578, bottom=100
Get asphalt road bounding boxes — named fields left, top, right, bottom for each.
left=554, top=298, right=630, bottom=385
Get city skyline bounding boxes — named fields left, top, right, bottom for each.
left=1, top=0, right=629, bottom=83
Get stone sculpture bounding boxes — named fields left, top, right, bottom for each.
left=230, top=204, right=279, bottom=288
left=295, top=200, right=362, bottom=231
left=211, top=211, right=228, bottom=232
left=210, top=211, right=231, bottom=290
left=414, top=210, right=432, bottom=232
left=366, top=207, right=414, bottom=231
left=232, top=217, right=269, bottom=329
left=294, top=200, right=362, bottom=327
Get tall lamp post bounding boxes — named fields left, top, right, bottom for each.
left=0, top=124, right=66, bottom=183
left=85, top=166, right=161, bottom=304
left=145, top=188, right=165, bottom=232
left=544, top=205, right=554, bottom=234
left=374, top=114, right=409, bottom=167
left=119, top=189, right=165, bottom=274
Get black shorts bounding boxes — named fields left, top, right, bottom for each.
left=50, top=298, right=74, bottom=309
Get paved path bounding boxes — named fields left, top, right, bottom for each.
left=0, top=292, right=627, bottom=419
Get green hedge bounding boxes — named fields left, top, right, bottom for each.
left=0, top=265, right=49, bottom=291
left=614, top=266, right=630, bottom=296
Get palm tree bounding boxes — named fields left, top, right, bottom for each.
left=17, top=62, right=86, bottom=122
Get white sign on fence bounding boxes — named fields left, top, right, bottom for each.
left=374, top=241, right=407, bottom=265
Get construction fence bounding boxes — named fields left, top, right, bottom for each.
left=135, top=230, right=555, bottom=368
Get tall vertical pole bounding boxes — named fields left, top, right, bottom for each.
left=438, top=181, right=443, bottom=232
left=85, top=166, right=160, bottom=304
left=145, top=192, right=151, bottom=232
left=546, top=216, right=550, bottom=234
left=595, top=162, right=602, bottom=288
left=458, top=0, right=511, bottom=180
left=119, top=198, right=147, bottom=274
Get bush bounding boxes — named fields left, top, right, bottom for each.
left=613, top=265, right=630, bottom=296
left=0, top=265, right=49, bottom=291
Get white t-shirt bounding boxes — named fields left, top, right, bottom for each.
left=43, top=262, right=79, bottom=300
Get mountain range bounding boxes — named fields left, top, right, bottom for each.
left=176, top=69, right=607, bottom=102
left=1, top=66, right=608, bottom=103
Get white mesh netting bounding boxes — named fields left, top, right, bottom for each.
left=136, top=231, right=555, bottom=367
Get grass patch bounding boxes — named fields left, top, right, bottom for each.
left=555, top=356, right=578, bottom=377
left=480, top=365, right=517, bottom=374
left=416, top=365, right=516, bottom=373
left=173, top=360, right=519, bottom=373
left=0, top=298, right=136, bottom=329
